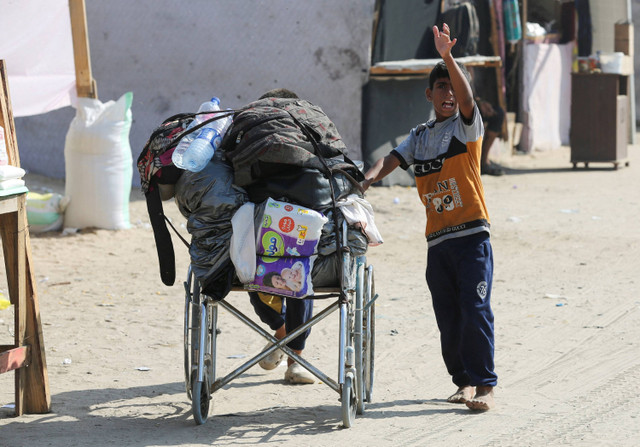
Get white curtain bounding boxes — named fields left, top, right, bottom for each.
left=521, top=42, right=574, bottom=152
left=0, top=0, right=76, bottom=117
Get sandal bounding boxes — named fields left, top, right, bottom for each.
left=481, top=164, right=505, bottom=176
left=284, top=363, right=315, bottom=384
left=258, top=342, right=285, bottom=370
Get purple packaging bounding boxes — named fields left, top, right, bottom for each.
left=255, top=198, right=327, bottom=258
left=245, top=255, right=316, bottom=298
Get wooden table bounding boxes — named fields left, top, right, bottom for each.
left=570, top=73, right=630, bottom=169
left=0, top=191, right=50, bottom=415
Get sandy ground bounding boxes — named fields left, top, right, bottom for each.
left=1, top=142, right=640, bottom=447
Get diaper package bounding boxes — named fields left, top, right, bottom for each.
left=255, top=198, right=328, bottom=258
left=26, top=192, right=70, bottom=233
left=246, top=255, right=316, bottom=298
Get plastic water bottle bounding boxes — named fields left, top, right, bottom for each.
left=179, top=107, right=232, bottom=173
left=172, top=97, right=222, bottom=170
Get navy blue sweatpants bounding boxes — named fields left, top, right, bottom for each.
left=426, top=232, right=497, bottom=387
left=248, top=292, right=313, bottom=351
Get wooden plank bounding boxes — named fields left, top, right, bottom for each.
left=0, top=208, right=22, bottom=307
left=0, top=346, right=29, bottom=374
left=22, top=205, right=51, bottom=414
left=68, top=0, right=98, bottom=98
left=14, top=195, right=27, bottom=416
left=0, top=61, right=19, bottom=166
left=370, top=58, right=502, bottom=77
left=370, top=0, right=381, bottom=58
left=0, top=195, right=26, bottom=415
left=0, top=195, right=18, bottom=214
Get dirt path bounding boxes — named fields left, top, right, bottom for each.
left=1, top=145, right=639, bottom=446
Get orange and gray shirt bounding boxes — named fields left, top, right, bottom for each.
left=391, top=106, right=490, bottom=247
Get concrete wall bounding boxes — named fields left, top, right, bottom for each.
left=590, top=0, right=628, bottom=53
left=591, top=0, right=639, bottom=127
left=15, top=0, right=375, bottom=185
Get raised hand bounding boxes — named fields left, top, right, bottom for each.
left=433, top=23, right=457, bottom=58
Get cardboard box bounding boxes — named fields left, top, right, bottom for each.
left=600, top=53, right=633, bottom=75
left=615, top=22, right=634, bottom=56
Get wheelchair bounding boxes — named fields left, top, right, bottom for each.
left=182, top=221, right=377, bottom=427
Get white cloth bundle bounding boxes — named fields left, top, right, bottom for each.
left=230, top=202, right=257, bottom=283
left=0, top=178, right=25, bottom=190
left=0, top=165, right=26, bottom=181
left=337, top=194, right=384, bottom=246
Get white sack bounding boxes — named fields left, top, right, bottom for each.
left=230, top=202, right=256, bottom=283
left=64, top=92, right=133, bottom=230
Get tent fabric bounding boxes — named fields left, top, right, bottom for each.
left=520, top=42, right=573, bottom=152
left=371, top=0, right=441, bottom=64
left=575, top=0, right=593, bottom=57
left=0, top=0, right=76, bottom=117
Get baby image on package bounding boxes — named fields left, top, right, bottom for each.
left=246, top=256, right=316, bottom=298
left=255, top=198, right=328, bottom=258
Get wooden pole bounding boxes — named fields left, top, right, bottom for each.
left=488, top=0, right=509, bottom=140
left=0, top=61, right=19, bottom=166
left=0, top=60, right=51, bottom=414
left=0, top=195, right=27, bottom=414
left=68, top=0, right=98, bottom=99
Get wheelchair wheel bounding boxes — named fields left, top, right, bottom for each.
left=364, top=265, right=375, bottom=403
left=184, top=270, right=215, bottom=425
left=191, top=371, right=210, bottom=425
left=190, top=300, right=214, bottom=425
left=341, top=372, right=356, bottom=428
left=183, top=269, right=197, bottom=399
left=354, top=258, right=366, bottom=415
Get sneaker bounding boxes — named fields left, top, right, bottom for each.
left=258, top=342, right=285, bottom=370
left=284, top=363, right=315, bottom=384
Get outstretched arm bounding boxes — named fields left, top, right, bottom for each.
left=363, top=154, right=401, bottom=191
left=433, top=24, right=475, bottom=121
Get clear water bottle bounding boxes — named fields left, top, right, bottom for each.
left=179, top=108, right=232, bottom=172
left=172, top=97, right=221, bottom=170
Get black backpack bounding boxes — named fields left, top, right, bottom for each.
left=136, top=111, right=233, bottom=286
left=438, top=2, right=480, bottom=57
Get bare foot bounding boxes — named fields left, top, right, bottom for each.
left=447, top=386, right=475, bottom=403
left=466, top=386, right=495, bottom=411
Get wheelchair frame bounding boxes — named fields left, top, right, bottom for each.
left=182, top=221, right=377, bottom=427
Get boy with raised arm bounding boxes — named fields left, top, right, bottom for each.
left=363, top=24, right=497, bottom=410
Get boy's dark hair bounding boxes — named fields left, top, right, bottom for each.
left=428, top=60, right=471, bottom=90
left=258, top=88, right=299, bottom=100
